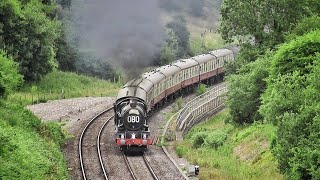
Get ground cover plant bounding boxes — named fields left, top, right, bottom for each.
left=0, top=100, right=69, bottom=179
left=175, top=110, right=282, bottom=179
left=8, top=71, right=122, bottom=105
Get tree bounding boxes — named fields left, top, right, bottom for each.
left=55, top=30, right=77, bottom=71
left=0, top=0, right=61, bottom=82
left=227, top=54, right=270, bottom=124
left=159, top=29, right=179, bottom=65
left=219, top=0, right=320, bottom=49
left=75, top=52, right=116, bottom=80
left=166, top=15, right=191, bottom=58
left=259, top=30, right=320, bottom=178
left=0, top=50, right=23, bottom=97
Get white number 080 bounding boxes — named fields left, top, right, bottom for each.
left=127, top=116, right=140, bottom=123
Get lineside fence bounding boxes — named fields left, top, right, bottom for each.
left=176, top=82, right=227, bottom=133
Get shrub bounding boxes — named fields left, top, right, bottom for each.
left=260, top=30, right=320, bottom=179
left=204, top=130, right=228, bottom=148
left=227, top=53, right=270, bottom=124
left=196, top=83, right=207, bottom=96
left=191, top=131, right=208, bottom=148
left=0, top=50, right=23, bottom=97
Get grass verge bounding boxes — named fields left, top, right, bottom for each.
left=175, top=109, right=283, bottom=179
left=0, top=100, right=69, bottom=179
left=8, top=71, right=122, bottom=105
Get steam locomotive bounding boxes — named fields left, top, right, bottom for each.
left=114, top=47, right=238, bottom=152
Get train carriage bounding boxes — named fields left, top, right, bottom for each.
left=113, top=47, right=238, bottom=152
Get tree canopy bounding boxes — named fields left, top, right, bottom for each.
left=0, top=50, right=23, bottom=97
left=0, top=0, right=61, bottom=82
left=220, top=0, right=320, bottom=49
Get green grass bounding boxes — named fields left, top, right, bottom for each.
left=175, top=109, right=283, bottom=179
left=190, top=33, right=225, bottom=55
left=0, top=100, right=69, bottom=179
left=8, top=71, right=122, bottom=105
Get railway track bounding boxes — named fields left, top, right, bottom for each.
left=78, top=107, right=114, bottom=180
left=123, top=152, right=159, bottom=180
left=77, top=86, right=217, bottom=180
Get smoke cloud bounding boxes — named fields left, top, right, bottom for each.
left=70, top=0, right=164, bottom=79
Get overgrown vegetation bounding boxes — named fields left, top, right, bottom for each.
left=158, top=0, right=223, bottom=65
left=0, top=100, right=69, bottom=179
left=259, top=30, right=320, bottom=179
left=159, top=15, right=191, bottom=65
left=221, top=0, right=320, bottom=177
left=8, top=71, right=122, bottom=105
left=0, top=50, right=23, bottom=98
left=176, top=110, right=282, bottom=179
left=196, top=83, right=207, bottom=96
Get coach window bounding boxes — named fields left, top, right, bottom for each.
left=191, top=67, right=194, bottom=77
left=172, top=76, right=174, bottom=86
left=171, top=76, right=174, bottom=87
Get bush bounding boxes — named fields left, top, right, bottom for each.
left=260, top=30, right=320, bottom=123
left=286, top=16, right=320, bottom=41
left=191, top=131, right=208, bottom=148
left=269, top=30, right=320, bottom=78
left=0, top=50, right=23, bottom=97
left=260, top=30, right=320, bottom=179
left=227, top=53, right=270, bottom=124
left=196, top=83, right=207, bottom=96
left=204, top=130, right=227, bottom=148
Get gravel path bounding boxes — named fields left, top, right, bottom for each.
left=27, top=97, right=115, bottom=134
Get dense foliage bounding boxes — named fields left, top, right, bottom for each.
left=227, top=56, right=269, bottom=124
left=260, top=30, right=320, bottom=123
left=221, top=0, right=320, bottom=177
left=159, top=16, right=191, bottom=65
left=0, top=100, right=69, bottom=179
left=220, top=0, right=319, bottom=48
left=75, top=52, right=117, bottom=80
left=176, top=110, right=281, bottom=179
left=0, top=0, right=61, bottom=82
left=258, top=31, right=320, bottom=178
left=0, top=50, right=23, bottom=97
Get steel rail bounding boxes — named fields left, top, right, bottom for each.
left=142, top=154, right=159, bottom=180
left=122, top=153, right=137, bottom=180
left=79, top=107, right=113, bottom=180
left=97, top=115, right=114, bottom=180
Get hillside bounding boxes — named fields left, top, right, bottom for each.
left=8, top=71, right=122, bottom=105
